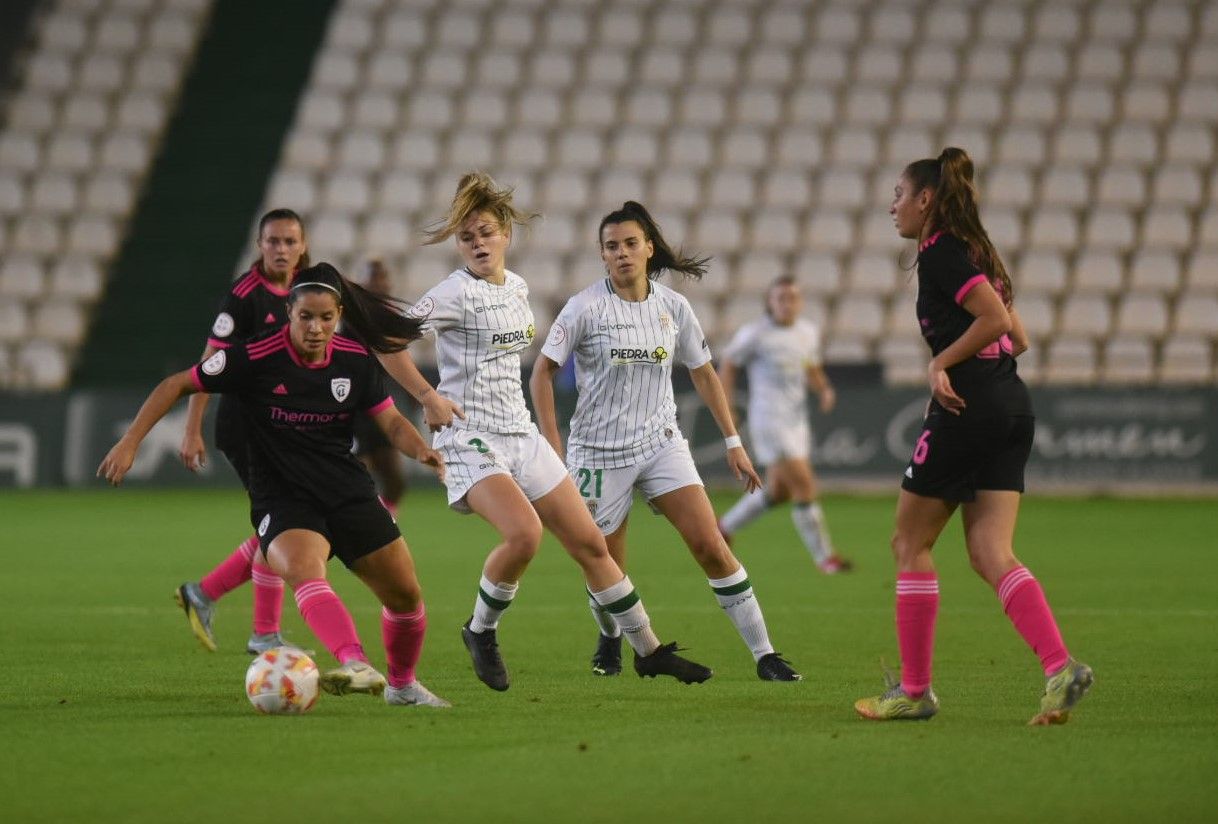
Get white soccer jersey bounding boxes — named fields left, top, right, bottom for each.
left=541, top=278, right=712, bottom=468
left=410, top=268, right=537, bottom=434
left=721, top=316, right=822, bottom=427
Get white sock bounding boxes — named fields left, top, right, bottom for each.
left=586, top=588, right=621, bottom=638
left=470, top=574, right=518, bottom=633
left=591, top=576, right=659, bottom=656
left=719, top=490, right=770, bottom=535
left=709, top=566, right=774, bottom=661
left=792, top=502, right=834, bottom=565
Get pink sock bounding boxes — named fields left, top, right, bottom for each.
left=199, top=535, right=257, bottom=601
left=381, top=604, right=427, bottom=688
left=896, top=572, right=939, bottom=696
left=293, top=579, right=367, bottom=664
left=997, top=566, right=1070, bottom=676
left=250, top=559, right=284, bottom=634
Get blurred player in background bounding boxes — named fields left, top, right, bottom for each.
left=717, top=275, right=852, bottom=574
left=176, top=208, right=308, bottom=655
left=104, top=264, right=450, bottom=707
left=855, top=148, right=1092, bottom=725
left=414, top=173, right=712, bottom=691
left=531, top=201, right=801, bottom=682
left=351, top=257, right=407, bottom=516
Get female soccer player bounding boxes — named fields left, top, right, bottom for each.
left=530, top=201, right=801, bottom=682
left=415, top=172, right=711, bottom=691
left=102, top=264, right=450, bottom=707
left=176, top=213, right=458, bottom=655
left=717, top=275, right=852, bottom=574
left=855, top=148, right=1092, bottom=725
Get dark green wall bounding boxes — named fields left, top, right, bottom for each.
left=74, top=0, right=336, bottom=388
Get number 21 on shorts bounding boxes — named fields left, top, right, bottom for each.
left=575, top=468, right=603, bottom=498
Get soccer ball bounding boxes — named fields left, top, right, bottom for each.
left=244, top=647, right=320, bottom=715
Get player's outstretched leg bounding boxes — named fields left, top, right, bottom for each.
left=290, top=578, right=384, bottom=696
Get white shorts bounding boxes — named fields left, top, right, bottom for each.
left=433, top=427, right=568, bottom=513
left=567, top=437, right=703, bottom=535
left=748, top=416, right=811, bottom=466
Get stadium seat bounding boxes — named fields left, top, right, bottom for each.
left=32, top=300, right=86, bottom=345
left=1076, top=44, right=1125, bottom=82
left=1043, top=338, right=1097, bottom=384
left=818, top=168, right=867, bottom=210
left=1174, top=295, right=1218, bottom=337
left=1083, top=209, right=1136, bottom=251
left=475, top=52, right=523, bottom=90
left=748, top=210, right=800, bottom=252
left=1141, top=208, right=1192, bottom=251
left=1184, top=251, right=1218, bottom=291
left=1123, top=83, right=1172, bottom=124
left=1064, top=83, right=1115, bottom=124
left=50, top=257, right=103, bottom=300
left=804, top=212, right=855, bottom=252
left=1016, top=251, right=1068, bottom=298
left=1058, top=294, right=1112, bottom=338
left=17, top=340, right=69, bottom=389
left=1128, top=251, right=1183, bottom=294
left=1095, top=166, right=1146, bottom=207
left=1038, top=165, right=1090, bottom=207
left=1115, top=294, right=1170, bottom=338
left=1014, top=293, right=1055, bottom=339
left=1151, top=166, right=1204, bottom=206
left=1158, top=336, right=1213, bottom=383
left=1052, top=125, right=1103, bottom=167
left=0, top=256, right=45, bottom=300
left=1108, top=124, right=1159, bottom=165
left=1072, top=251, right=1125, bottom=295
left=1101, top=339, right=1155, bottom=384
left=1027, top=208, right=1079, bottom=250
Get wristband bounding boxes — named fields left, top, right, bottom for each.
left=724, top=435, right=743, bottom=449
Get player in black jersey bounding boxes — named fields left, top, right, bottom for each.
left=101, top=264, right=451, bottom=707
left=174, top=209, right=309, bottom=656
left=174, top=213, right=461, bottom=657
left=854, top=148, right=1092, bottom=726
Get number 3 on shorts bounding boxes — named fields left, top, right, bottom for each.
left=575, top=467, right=603, bottom=498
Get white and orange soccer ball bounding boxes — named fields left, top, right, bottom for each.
left=244, top=647, right=320, bottom=715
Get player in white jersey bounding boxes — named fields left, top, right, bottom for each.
left=717, top=276, right=853, bottom=574
left=413, top=173, right=713, bottom=691
left=531, top=201, right=802, bottom=682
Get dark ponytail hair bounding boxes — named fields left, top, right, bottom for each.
left=250, top=208, right=311, bottom=271
left=904, top=147, right=1014, bottom=305
left=598, top=201, right=710, bottom=281
left=289, top=263, right=422, bottom=353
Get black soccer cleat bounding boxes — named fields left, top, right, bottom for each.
left=591, top=633, right=623, bottom=676
left=756, top=652, right=803, bottom=682
left=461, top=618, right=509, bottom=691
left=633, top=642, right=713, bottom=684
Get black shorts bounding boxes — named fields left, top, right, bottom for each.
left=251, top=496, right=400, bottom=569
left=901, top=413, right=1034, bottom=503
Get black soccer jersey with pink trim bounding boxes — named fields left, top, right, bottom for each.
left=916, top=232, right=1031, bottom=418
left=205, top=265, right=292, bottom=349
left=191, top=326, right=395, bottom=508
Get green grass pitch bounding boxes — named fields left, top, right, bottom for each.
left=1, top=487, right=1214, bottom=823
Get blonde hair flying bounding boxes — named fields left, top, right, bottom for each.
left=423, top=171, right=539, bottom=245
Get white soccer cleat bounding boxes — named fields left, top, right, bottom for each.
left=384, top=680, right=452, bottom=708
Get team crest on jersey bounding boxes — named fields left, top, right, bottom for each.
left=331, top=378, right=351, bottom=402
left=547, top=321, right=567, bottom=347
left=407, top=297, right=434, bottom=319
left=211, top=312, right=235, bottom=338
left=201, top=350, right=227, bottom=375
left=658, top=312, right=674, bottom=331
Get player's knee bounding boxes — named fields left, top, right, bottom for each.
left=503, top=521, right=542, bottom=561
left=688, top=531, right=731, bottom=568
left=380, top=583, right=422, bottom=614
left=890, top=531, right=930, bottom=565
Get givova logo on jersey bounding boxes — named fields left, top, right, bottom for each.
left=610, top=345, right=669, bottom=366
left=490, top=324, right=535, bottom=350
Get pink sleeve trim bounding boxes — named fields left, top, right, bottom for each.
left=366, top=396, right=394, bottom=416
left=206, top=339, right=232, bottom=349
left=954, top=274, right=988, bottom=305
left=189, top=366, right=205, bottom=392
